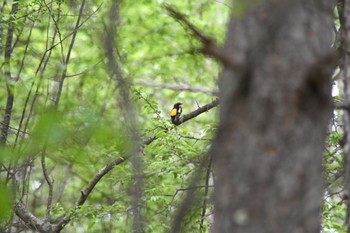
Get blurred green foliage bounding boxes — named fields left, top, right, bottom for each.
left=0, top=184, right=12, bottom=222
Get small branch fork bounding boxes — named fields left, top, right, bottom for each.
left=164, top=4, right=242, bottom=70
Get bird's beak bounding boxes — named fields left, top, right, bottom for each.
left=179, top=104, right=183, bottom=108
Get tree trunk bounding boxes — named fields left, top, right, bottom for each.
left=338, top=0, right=350, bottom=231
left=0, top=0, right=18, bottom=144
left=211, top=1, right=334, bottom=232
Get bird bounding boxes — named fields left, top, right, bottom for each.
left=170, top=103, right=183, bottom=124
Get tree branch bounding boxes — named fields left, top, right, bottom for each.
left=0, top=0, right=18, bottom=144
left=173, top=99, right=219, bottom=126
left=55, top=156, right=126, bottom=231
left=15, top=201, right=57, bottom=232
left=164, top=4, right=242, bottom=69
left=41, top=147, right=54, bottom=221
left=54, top=0, right=86, bottom=107
left=334, top=101, right=350, bottom=110
left=133, top=81, right=218, bottom=96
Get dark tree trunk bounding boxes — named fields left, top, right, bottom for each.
left=211, top=1, right=334, bottom=232
left=0, top=0, right=18, bottom=144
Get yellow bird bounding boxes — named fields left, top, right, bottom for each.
left=170, top=103, right=183, bottom=124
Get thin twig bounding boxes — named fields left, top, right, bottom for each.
left=16, top=7, right=41, bottom=80
left=178, top=134, right=211, bottom=141
left=14, top=81, right=35, bottom=147
left=65, top=59, right=104, bottom=78
left=135, top=89, right=162, bottom=118
left=41, top=147, right=54, bottom=220
left=55, top=0, right=86, bottom=106
left=41, top=2, right=103, bottom=73
left=43, top=0, right=64, bottom=60
left=199, top=158, right=212, bottom=233
left=134, top=81, right=218, bottom=96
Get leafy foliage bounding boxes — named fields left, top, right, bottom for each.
left=0, top=0, right=345, bottom=232
left=0, top=0, right=227, bottom=232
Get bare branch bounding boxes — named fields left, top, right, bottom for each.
left=164, top=4, right=242, bottom=69
left=43, top=0, right=64, bottom=60
left=334, top=101, right=350, bottom=110
left=14, top=81, right=35, bottom=146
left=41, top=148, right=54, bottom=220
left=65, top=59, right=103, bottom=78
left=55, top=0, right=86, bottom=106
left=55, top=156, right=126, bottom=231
left=134, top=81, right=218, bottom=96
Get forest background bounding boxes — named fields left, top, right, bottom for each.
left=0, top=0, right=347, bottom=232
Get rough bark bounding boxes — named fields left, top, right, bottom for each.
left=211, top=0, right=334, bottom=232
